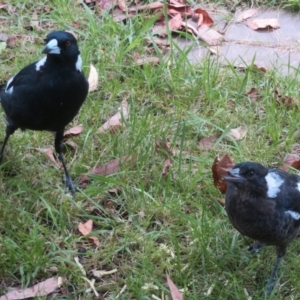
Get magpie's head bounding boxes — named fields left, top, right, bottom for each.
left=223, top=162, right=270, bottom=192
left=42, top=31, right=79, bottom=59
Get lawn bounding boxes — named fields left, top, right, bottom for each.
left=1, top=0, right=300, bottom=299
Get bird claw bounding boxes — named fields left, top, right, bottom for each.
left=248, top=241, right=264, bottom=254
left=62, top=176, right=76, bottom=197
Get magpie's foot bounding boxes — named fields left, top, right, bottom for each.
left=62, top=176, right=76, bottom=197
left=248, top=241, right=265, bottom=254
left=266, top=278, right=275, bottom=295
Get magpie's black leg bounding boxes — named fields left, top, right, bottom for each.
left=54, top=130, right=76, bottom=197
left=266, top=256, right=282, bottom=294
left=248, top=241, right=265, bottom=254
left=0, top=125, right=17, bottom=164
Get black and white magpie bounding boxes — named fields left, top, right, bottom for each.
left=0, top=31, right=89, bottom=196
left=223, top=162, right=300, bottom=294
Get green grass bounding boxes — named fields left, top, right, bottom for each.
left=1, top=0, right=300, bottom=299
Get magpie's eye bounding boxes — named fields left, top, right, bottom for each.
left=247, top=170, right=254, bottom=178
left=65, top=41, right=71, bottom=47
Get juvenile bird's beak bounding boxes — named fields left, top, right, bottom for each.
left=223, top=168, right=246, bottom=183
left=42, top=39, right=60, bottom=55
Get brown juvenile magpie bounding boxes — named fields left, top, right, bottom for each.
left=0, top=31, right=89, bottom=196
left=223, top=162, right=300, bottom=294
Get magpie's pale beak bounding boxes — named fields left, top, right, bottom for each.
left=42, top=39, right=60, bottom=55
left=223, top=168, right=246, bottom=183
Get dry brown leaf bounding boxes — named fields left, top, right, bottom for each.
left=79, top=155, right=135, bottom=187
left=35, top=148, right=62, bottom=168
left=118, top=0, right=127, bottom=11
left=168, top=0, right=187, bottom=8
left=197, top=134, right=221, bottom=151
left=197, top=26, right=223, bottom=45
left=134, top=56, right=160, bottom=66
left=212, top=155, right=234, bottom=194
left=283, top=154, right=300, bottom=170
left=192, top=8, right=214, bottom=28
left=247, top=18, right=280, bottom=30
left=236, top=8, right=258, bottom=22
left=245, top=87, right=260, bottom=101
left=97, top=98, right=129, bottom=134
left=229, top=126, right=247, bottom=140
left=133, top=1, right=164, bottom=11
left=145, top=37, right=170, bottom=47
left=88, top=64, right=99, bottom=92
left=64, top=124, right=83, bottom=139
left=113, top=7, right=133, bottom=22
left=168, top=14, right=183, bottom=31
left=216, top=197, right=225, bottom=206
left=78, top=219, right=93, bottom=235
left=155, top=138, right=173, bottom=157
left=166, top=274, right=183, bottom=300
left=0, top=277, right=66, bottom=300
left=64, top=140, right=78, bottom=151
left=98, top=0, right=118, bottom=11
left=275, top=90, right=298, bottom=108
left=162, top=158, right=172, bottom=175
left=30, top=11, right=42, bottom=31
left=78, top=220, right=100, bottom=247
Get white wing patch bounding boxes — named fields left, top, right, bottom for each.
left=286, top=210, right=300, bottom=220
left=265, top=172, right=284, bottom=198
left=76, top=55, right=82, bottom=71
left=5, top=76, right=14, bottom=95
left=35, top=56, right=47, bottom=71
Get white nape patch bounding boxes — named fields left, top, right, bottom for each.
left=297, top=182, right=300, bottom=192
left=265, top=172, right=284, bottom=198
left=46, top=39, right=60, bottom=54
left=35, top=56, right=47, bottom=71
left=5, top=76, right=14, bottom=95
left=76, top=55, right=82, bottom=71
left=286, top=210, right=300, bottom=220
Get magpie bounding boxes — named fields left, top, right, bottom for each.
left=223, top=162, right=300, bottom=294
left=0, top=31, right=89, bottom=196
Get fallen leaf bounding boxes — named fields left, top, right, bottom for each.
left=155, top=138, right=173, bottom=157
left=98, top=0, right=118, bottom=11
left=283, top=154, right=300, bottom=169
left=92, top=269, right=118, bottom=277
left=78, top=220, right=101, bottom=247
left=35, top=148, right=62, bottom=168
left=78, top=219, right=93, bottom=235
left=113, top=7, right=133, bottom=22
left=275, top=90, right=298, bottom=108
left=64, top=124, right=83, bottom=139
left=192, top=8, right=214, bottom=28
left=236, top=8, right=257, bottom=22
left=0, top=277, right=66, bottom=300
left=168, top=14, right=183, bottom=31
left=64, top=140, right=78, bottom=151
left=118, top=0, right=127, bottom=11
left=212, top=155, right=234, bottom=194
left=166, top=273, right=183, bottom=300
left=245, top=87, right=260, bottom=101
left=197, top=134, right=221, bottom=150
left=88, top=64, right=99, bottom=92
left=79, top=155, right=135, bottom=188
left=145, top=37, right=170, bottom=47
left=133, top=1, right=164, bottom=11
left=162, top=158, right=172, bottom=175
left=216, top=198, right=225, bottom=206
left=247, top=18, right=280, bottom=30
left=30, top=11, right=42, bottom=31
left=228, top=126, right=247, bottom=140
left=97, top=98, right=129, bottom=134
left=134, top=56, right=160, bottom=66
